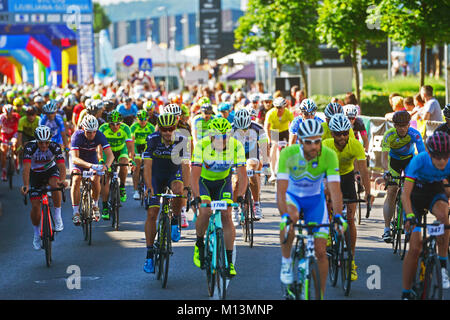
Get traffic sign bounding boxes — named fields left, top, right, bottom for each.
left=138, top=58, right=152, bottom=72
left=123, top=55, right=134, bottom=67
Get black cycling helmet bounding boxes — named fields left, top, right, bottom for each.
left=426, top=131, right=450, bottom=157
left=443, top=104, right=450, bottom=119
left=392, top=110, right=411, bottom=124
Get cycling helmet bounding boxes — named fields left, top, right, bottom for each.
left=201, top=103, right=214, bottom=113
left=329, top=113, right=352, bottom=132
left=137, top=109, right=148, bottom=121
left=143, top=100, right=156, bottom=111
left=261, top=93, right=273, bottom=101
left=81, top=114, right=99, bottom=131
left=163, top=103, right=182, bottom=116
left=3, top=104, right=13, bottom=114
left=42, top=100, right=58, bottom=114
left=157, top=113, right=177, bottom=127
left=35, top=125, right=52, bottom=141
left=13, top=97, right=24, bottom=106
left=344, top=104, right=358, bottom=118
left=198, top=96, right=211, bottom=106
left=299, top=98, right=317, bottom=113
left=392, top=110, right=411, bottom=124
left=181, top=104, right=190, bottom=117
left=209, top=117, right=232, bottom=134
left=107, top=110, right=123, bottom=123
left=86, top=101, right=99, bottom=115
left=249, top=93, right=260, bottom=103
left=443, top=104, right=450, bottom=119
left=233, top=108, right=252, bottom=129
left=324, top=102, right=344, bottom=119
left=25, top=105, right=37, bottom=115
left=297, top=119, right=324, bottom=139
left=426, top=131, right=450, bottom=157
left=103, top=100, right=115, bottom=112
left=64, top=94, right=78, bottom=107
left=34, top=96, right=45, bottom=103
left=218, top=102, right=232, bottom=112
left=273, top=97, right=287, bottom=108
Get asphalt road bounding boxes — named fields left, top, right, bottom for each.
left=0, top=170, right=448, bottom=301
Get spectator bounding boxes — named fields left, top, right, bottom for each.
left=344, top=92, right=361, bottom=115
left=385, top=96, right=405, bottom=121
left=404, top=96, right=415, bottom=113
left=411, top=93, right=425, bottom=120
left=420, top=85, right=443, bottom=121
left=331, top=97, right=345, bottom=106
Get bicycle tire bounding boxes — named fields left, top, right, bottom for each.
left=401, top=232, right=409, bottom=261
left=424, top=255, right=443, bottom=300
left=327, top=231, right=339, bottom=287
left=304, top=258, right=322, bottom=300
left=394, top=192, right=404, bottom=257
left=340, top=230, right=353, bottom=296
left=42, top=204, right=52, bottom=267
left=248, top=188, right=254, bottom=248
left=291, top=240, right=303, bottom=299
left=160, top=213, right=171, bottom=289
left=154, top=221, right=163, bottom=280
left=412, top=255, right=426, bottom=299
left=7, top=155, right=14, bottom=189
left=205, top=228, right=216, bottom=297
left=356, top=182, right=362, bottom=225
left=215, top=228, right=227, bottom=300
left=110, top=181, right=120, bottom=230
left=86, top=188, right=93, bottom=246
left=80, top=187, right=88, bottom=241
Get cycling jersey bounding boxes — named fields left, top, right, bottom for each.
left=264, top=108, right=294, bottom=132
left=192, top=114, right=214, bottom=140
left=130, top=122, right=155, bottom=145
left=321, top=122, right=356, bottom=140
left=13, top=106, right=27, bottom=118
left=72, top=103, right=85, bottom=124
left=277, top=144, right=340, bottom=197
left=70, top=129, right=110, bottom=164
left=192, top=136, right=246, bottom=181
left=232, top=122, right=268, bottom=160
left=39, top=114, right=65, bottom=145
left=23, top=140, right=65, bottom=172
left=322, top=137, right=366, bottom=175
left=405, top=151, right=450, bottom=184
left=381, top=127, right=425, bottom=160
left=352, top=117, right=367, bottom=140
left=289, top=115, right=324, bottom=135
left=116, top=104, right=139, bottom=118
left=98, top=122, right=132, bottom=152
left=18, top=115, right=41, bottom=139
left=0, top=112, right=20, bottom=142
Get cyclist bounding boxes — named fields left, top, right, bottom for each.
left=99, top=110, right=134, bottom=219
left=322, top=114, right=372, bottom=281
left=13, top=97, right=27, bottom=118
left=232, top=108, right=269, bottom=221
left=289, top=98, right=323, bottom=145
left=116, top=96, right=138, bottom=127
left=434, top=104, right=450, bottom=135
left=130, top=109, right=155, bottom=200
left=257, top=93, right=273, bottom=126
left=264, top=97, right=294, bottom=183
left=0, top=104, right=20, bottom=181
left=191, top=117, right=247, bottom=277
left=143, top=100, right=159, bottom=127
left=77, top=100, right=105, bottom=129
left=381, top=110, right=426, bottom=243
left=344, top=104, right=369, bottom=152
left=142, top=113, right=191, bottom=273
left=322, top=102, right=356, bottom=140
left=401, top=131, right=450, bottom=299
left=192, top=102, right=215, bottom=145
left=277, top=118, right=345, bottom=297
left=39, top=100, right=70, bottom=154
left=17, top=106, right=40, bottom=151
left=70, top=115, right=114, bottom=225
left=21, top=126, right=67, bottom=250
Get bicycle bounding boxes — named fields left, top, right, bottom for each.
left=410, top=213, right=450, bottom=300
left=152, top=189, right=190, bottom=288
left=327, top=198, right=365, bottom=297
left=104, top=162, right=129, bottom=231
left=282, top=216, right=334, bottom=300
left=384, top=172, right=407, bottom=259
left=138, top=161, right=146, bottom=207
left=197, top=201, right=239, bottom=300
left=23, top=185, right=66, bottom=267
left=71, top=170, right=99, bottom=245
left=5, top=141, right=16, bottom=189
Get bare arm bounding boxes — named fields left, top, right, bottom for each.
left=276, top=179, right=289, bottom=216
left=357, top=159, right=372, bottom=201
left=328, top=181, right=343, bottom=216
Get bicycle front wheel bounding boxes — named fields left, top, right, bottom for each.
left=110, top=182, right=120, bottom=231
left=160, top=215, right=171, bottom=289
left=215, top=228, right=227, bottom=300
left=42, top=205, right=52, bottom=267
left=205, top=229, right=216, bottom=297
left=424, top=256, right=443, bottom=300
left=340, top=230, right=353, bottom=296
left=327, top=231, right=339, bottom=287
left=304, top=258, right=322, bottom=300
left=7, top=155, right=14, bottom=189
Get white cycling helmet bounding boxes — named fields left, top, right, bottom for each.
left=329, top=113, right=352, bottom=132
left=297, top=119, right=323, bottom=139
left=273, top=97, right=287, bottom=108
left=81, top=114, right=99, bottom=131
left=344, top=104, right=358, bottom=118
left=35, top=125, right=52, bottom=141
left=299, top=98, right=317, bottom=113
left=3, top=104, right=13, bottom=114
left=163, top=103, right=182, bottom=116
left=324, top=102, right=344, bottom=119
left=233, top=108, right=252, bottom=129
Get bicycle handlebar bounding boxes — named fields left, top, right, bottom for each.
left=343, top=198, right=366, bottom=204
left=23, top=185, right=66, bottom=205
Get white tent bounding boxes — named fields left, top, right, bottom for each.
left=113, top=41, right=192, bottom=66
left=179, top=45, right=200, bottom=65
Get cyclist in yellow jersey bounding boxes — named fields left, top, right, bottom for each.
left=322, top=114, right=372, bottom=282
left=322, top=102, right=356, bottom=140
left=191, top=117, right=247, bottom=277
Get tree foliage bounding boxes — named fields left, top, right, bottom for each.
left=93, top=3, right=111, bottom=34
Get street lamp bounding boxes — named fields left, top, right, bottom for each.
left=158, top=6, right=170, bottom=96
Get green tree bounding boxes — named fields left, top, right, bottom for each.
left=93, top=3, right=111, bottom=33
left=275, top=0, right=321, bottom=97
left=368, top=0, right=450, bottom=86
left=317, top=0, right=385, bottom=107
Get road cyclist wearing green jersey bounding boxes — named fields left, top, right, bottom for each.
left=99, top=110, right=135, bottom=220
left=277, top=119, right=346, bottom=297
left=192, top=101, right=215, bottom=146
left=131, top=110, right=155, bottom=200
left=322, top=114, right=373, bottom=281
left=381, top=110, right=426, bottom=243
left=191, top=117, right=248, bottom=277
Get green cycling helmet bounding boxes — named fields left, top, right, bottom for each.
left=157, top=113, right=177, bottom=127
left=208, top=117, right=232, bottom=134
left=198, top=96, right=210, bottom=106
left=137, top=109, right=148, bottom=121
left=107, top=110, right=123, bottom=123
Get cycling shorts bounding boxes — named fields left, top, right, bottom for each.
left=199, top=175, right=233, bottom=204
left=29, top=166, right=60, bottom=200
left=269, top=130, right=289, bottom=143
left=389, top=156, right=412, bottom=177
left=285, top=192, right=329, bottom=239
left=340, top=171, right=357, bottom=201
left=103, top=145, right=128, bottom=163
left=146, top=168, right=183, bottom=208
left=1, top=132, right=17, bottom=144
left=134, top=144, right=146, bottom=160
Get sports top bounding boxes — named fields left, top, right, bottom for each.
left=98, top=122, right=132, bottom=152
left=322, top=137, right=366, bottom=175
left=381, top=127, right=425, bottom=160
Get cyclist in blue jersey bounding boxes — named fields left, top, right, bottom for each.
left=142, top=113, right=191, bottom=274
left=116, top=96, right=139, bottom=127
left=401, top=131, right=450, bottom=299
left=39, top=100, right=69, bottom=152
left=289, top=98, right=324, bottom=145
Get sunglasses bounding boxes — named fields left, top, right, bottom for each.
left=213, top=134, right=229, bottom=140
left=160, top=126, right=176, bottom=132
left=348, top=117, right=356, bottom=120
left=110, top=122, right=121, bottom=126
left=331, top=131, right=349, bottom=137
left=303, top=138, right=322, bottom=145
left=302, top=112, right=316, bottom=116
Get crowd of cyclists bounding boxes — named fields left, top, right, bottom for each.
left=1, top=80, right=450, bottom=300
